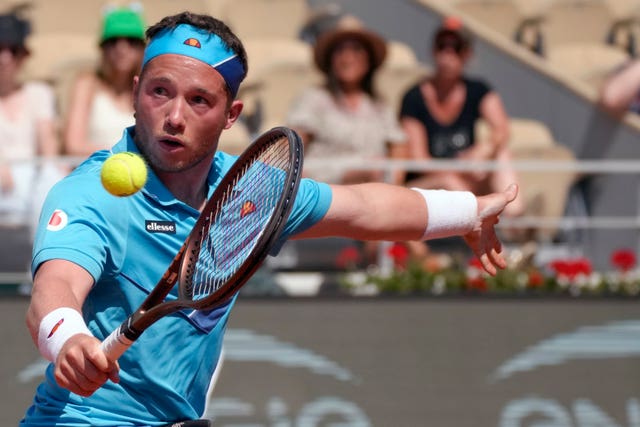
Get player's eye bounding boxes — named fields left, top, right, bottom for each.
left=191, top=95, right=209, bottom=106
left=152, top=86, right=169, bottom=96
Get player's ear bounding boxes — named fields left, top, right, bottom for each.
left=132, top=75, right=140, bottom=112
left=224, top=99, right=243, bottom=130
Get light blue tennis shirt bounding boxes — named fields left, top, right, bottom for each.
left=20, top=127, right=332, bottom=426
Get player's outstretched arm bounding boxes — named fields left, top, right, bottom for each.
left=297, top=182, right=519, bottom=275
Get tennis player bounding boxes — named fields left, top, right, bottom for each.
left=20, top=12, right=517, bottom=427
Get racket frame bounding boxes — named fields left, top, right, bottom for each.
left=102, top=127, right=303, bottom=356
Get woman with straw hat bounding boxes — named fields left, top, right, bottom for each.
left=287, top=15, right=407, bottom=185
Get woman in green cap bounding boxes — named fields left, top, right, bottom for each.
left=63, top=4, right=146, bottom=157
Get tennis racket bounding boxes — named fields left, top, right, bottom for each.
left=101, top=126, right=303, bottom=361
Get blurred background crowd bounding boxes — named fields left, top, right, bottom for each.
left=1, top=0, right=640, bottom=293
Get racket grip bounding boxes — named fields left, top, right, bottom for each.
left=100, top=326, right=134, bottom=361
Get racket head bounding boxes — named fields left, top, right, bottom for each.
left=178, top=126, right=303, bottom=308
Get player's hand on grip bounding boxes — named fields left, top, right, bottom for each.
left=54, top=334, right=120, bottom=397
left=463, top=183, right=518, bottom=276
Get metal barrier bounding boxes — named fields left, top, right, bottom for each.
left=303, top=157, right=640, bottom=230
left=1, top=156, right=639, bottom=284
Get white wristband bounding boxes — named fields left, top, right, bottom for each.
left=38, top=307, right=92, bottom=362
left=412, top=188, right=477, bottom=240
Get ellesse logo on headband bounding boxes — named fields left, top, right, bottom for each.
left=183, top=38, right=201, bottom=48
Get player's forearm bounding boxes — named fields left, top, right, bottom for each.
left=302, top=183, right=474, bottom=241
left=26, top=261, right=93, bottom=346
left=297, top=183, right=422, bottom=240
left=343, top=183, right=428, bottom=240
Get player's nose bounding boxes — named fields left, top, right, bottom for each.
left=164, top=98, right=187, bottom=132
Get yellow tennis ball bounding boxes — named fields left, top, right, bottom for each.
left=101, top=152, right=148, bottom=197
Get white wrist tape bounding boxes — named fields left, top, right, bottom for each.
left=412, top=188, right=477, bottom=240
left=38, top=307, right=92, bottom=362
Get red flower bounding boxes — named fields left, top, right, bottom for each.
left=549, top=258, right=592, bottom=280
left=611, top=249, right=636, bottom=272
left=387, top=243, right=409, bottom=268
left=574, top=257, right=592, bottom=276
left=335, top=246, right=361, bottom=269
left=528, top=271, right=544, bottom=288
left=468, top=257, right=484, bottom=270
left=549, top=260, right=570, bottom=277
left=467, top=276, right=488, bottom=291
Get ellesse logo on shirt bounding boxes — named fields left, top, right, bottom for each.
left=145, top=220, right=176, bottom=234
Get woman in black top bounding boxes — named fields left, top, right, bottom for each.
left=399, top=17, right=523, bottom=217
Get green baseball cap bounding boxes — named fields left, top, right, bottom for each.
left=100, top=7, right=146, bottom=43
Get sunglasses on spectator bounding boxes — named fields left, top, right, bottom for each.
left=0, top=44, right=26, bottom=56
left=100, top=37, right=145, bottom=49
left=434, top=38, right=465, bottom=54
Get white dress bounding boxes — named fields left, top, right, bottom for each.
left=0, top=81, right=61, bottom=230
left=286, top=86, right=406, bottom=183
left=87, top=90, right=135, bottom=148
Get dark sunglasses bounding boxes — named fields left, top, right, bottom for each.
left=434, top=38, right=465, bottom=54
left=100, top=37, right=145, bottom=49
left=0, top=44, right=27, bottom=56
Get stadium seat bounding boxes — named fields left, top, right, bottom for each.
left=375, top=41, right=430, bottom=113
left=385, top=40, right=419, bottom=68
left=139, top=0, right=211, bottom=26
left=451, top=0, right=524, bottom=40
left=509, top=0, right=554, bottom=20
left=542, top=0, right=616, bottom=47
left=242, top=60, right=323, bottom=133
left=601, top=0, right=640, bottom=55
left=546, top=42, right=630, bottom=88
left=242, top=37, right=312, bottom=83
left=219, top=0, right=310, bottom=40
left=450, top=0, right=551, bottom=54
left=218, top=120, right=253, bottom=156
left=477, top=118, right=579, bottom=241
left=23, top=32, right=97, bottom=84
left=28, top=0, right=104, bottom=36
left=601, top=0, right=640, bottom=22
left=238, top=37, right=315, bottom=133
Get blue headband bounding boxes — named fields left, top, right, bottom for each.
left=142, top=24, right=245, bottom=97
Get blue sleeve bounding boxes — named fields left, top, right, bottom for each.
left=32, top=169, right=130, bottom=282
left=269, top=178, right=332, bottom=255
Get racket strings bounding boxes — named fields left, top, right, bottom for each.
left=188, top=137, right=291, bottom=300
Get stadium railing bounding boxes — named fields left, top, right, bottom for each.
left=1, top=156, right=640, bottom=284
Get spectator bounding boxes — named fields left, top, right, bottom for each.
left=286, top=15, right=407, bottom=185
left=63, top=4, right=146, bottom=157
left=0, top=10, right=62, bottom=234
left=599, top=59, right=640, bottom=116
left=399, top=16, right=523, bottom=218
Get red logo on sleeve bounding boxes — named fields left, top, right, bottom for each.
left=46, top=209, right=68, bottom=231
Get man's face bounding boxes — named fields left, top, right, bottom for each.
left=132, top=54, right=241, bottom=174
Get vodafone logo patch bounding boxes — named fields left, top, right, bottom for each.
left=46, top=209, right=68, bottom=231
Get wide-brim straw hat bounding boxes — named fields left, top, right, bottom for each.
left=313, top=15, right=387, bottom=73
